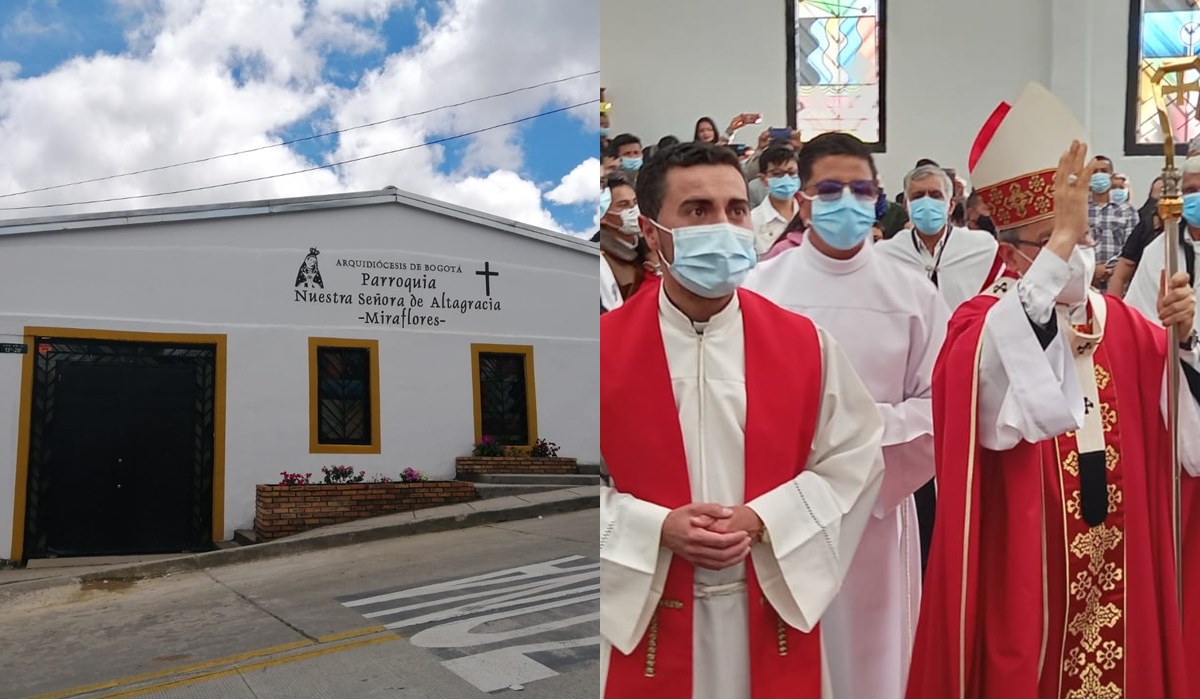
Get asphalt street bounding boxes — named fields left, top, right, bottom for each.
left=0, top=510, right=599, bottom=699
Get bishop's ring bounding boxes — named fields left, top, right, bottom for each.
left=1067, top=174, right=1079, bottom=185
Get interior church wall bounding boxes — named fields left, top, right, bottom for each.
left=602, top=0, right=1166, bottom=199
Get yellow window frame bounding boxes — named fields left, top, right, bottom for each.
left=309, top=337, right=381, bottom=454
left=470, top=344, right=538, bottom=451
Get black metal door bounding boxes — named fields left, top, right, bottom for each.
left=23, top=338, right=217, bottom=558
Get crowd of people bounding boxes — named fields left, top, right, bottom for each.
left=597, top=81, right=1200, bottom=699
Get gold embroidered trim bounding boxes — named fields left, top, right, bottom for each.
left=1064, top=450, right=1080, bottom=477
left=1100, top=403, right=1117, bottom=433
left=1094, top=365, right=1111, bottom=391
left=644, top=598, right=683, bottom=677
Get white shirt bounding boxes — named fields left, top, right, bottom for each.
left=751, top=196, right=798, bottom=257
left=600, top=255, right=623, bottom=312
left=875, top=225, right=998, bottom=311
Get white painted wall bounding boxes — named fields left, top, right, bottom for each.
left=0, top=197, right=599, bottom=559
left=601, top=0, right=789, bottom=146
left=602, top=0, right=1166, bottom=201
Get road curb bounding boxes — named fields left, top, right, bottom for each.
left=0, top=489, right=597, bottom=603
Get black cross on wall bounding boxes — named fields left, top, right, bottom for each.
left=476, top=261, right=499, bottom=297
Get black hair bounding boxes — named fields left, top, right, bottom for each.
left=601, top=144, right=621, bottom=161
left=693, top=117, right=719, bottom=144
left=657, top=135, right=681, bottom=150
left=915, top=158, right=939, bottom=168
left=1095, top=155, right=1114, bottom=169
left=758, top=145, right=797, bottom=175
left=610, top=133, right=642, bottom=152
left=635, top=141, right=743, bottom=220
left=605, top=174, right=633, bottom=191
left=797, top=132, right=877, bottom=185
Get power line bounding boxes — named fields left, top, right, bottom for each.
left=0, top=70, right=599, bottom=200
left=0, top=99, right=598, bottom=212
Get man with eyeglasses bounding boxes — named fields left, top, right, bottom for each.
left=600, top=141, right=886, bottom=698
left=750, top=144, right=801, bottom=257
left=909, top=82, right=1200, bottom=699
left=743, top=131, right=950, bottom=699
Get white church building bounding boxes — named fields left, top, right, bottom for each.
left=0, top=189, right=599, bottom=563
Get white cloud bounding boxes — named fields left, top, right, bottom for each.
left=0, top=62, right=20, bottom=81
left=546, top=157, right=599, bottom=205
left=3, top=7, right=67, bottom=40
left=0, top=0, right=599, bottom=234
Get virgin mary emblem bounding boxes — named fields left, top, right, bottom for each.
left=295, top=247, right=324, bottom=289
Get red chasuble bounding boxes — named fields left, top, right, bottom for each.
left=600, top=283, right=823, bottom=699
left=907, top=287, right=1192, bottom=699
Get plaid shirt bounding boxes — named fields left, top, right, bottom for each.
left=1088, top=199, right=1138, bottom=268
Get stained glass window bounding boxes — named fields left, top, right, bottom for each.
left=787, top=0, right=885, bottom=149
left=1128, top=0, right=1200, bottom=154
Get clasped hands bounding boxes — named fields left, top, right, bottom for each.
left=661, top=503, right=764, bottom=570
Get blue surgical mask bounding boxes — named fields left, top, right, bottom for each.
left=767, top=175, right=800, bottom=201
left=908, top=196, right=949, bottom=235
left=1184, top=192, right=1200, bottom=227
left=599, top=187, right=612, bottom=217
left=621, top=156, right=643, bottom=171
left=1110, top=188, right=1129, bottom=204
left=1090, top=173, right=1112, bottom=194
left=600, top=126, right=610, bottom=138
left=651, top=220, right=757, bottom=298
left=809, top=190, right=877, bottom=250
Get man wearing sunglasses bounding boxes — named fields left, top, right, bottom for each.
left=909, top=82, right=1200, bottom=699
left=743, top=131, right=951, bottom=699
left=600, top=141, right=886, bottom=698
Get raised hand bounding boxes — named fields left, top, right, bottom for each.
left=1048, top=141, right=1100, bottom=262
left=727, top=112, right=761, bottom=133
left=662, top=503, right=751, bottom=570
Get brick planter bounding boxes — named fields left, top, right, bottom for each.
left=455, top=456, right=578, bottom=475
left=255, top=481, right=476, bottom=541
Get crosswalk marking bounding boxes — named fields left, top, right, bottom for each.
left=339, top=556, right=600, bottom=693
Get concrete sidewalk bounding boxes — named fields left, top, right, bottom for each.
left=0, top=485, right=598, bottom=604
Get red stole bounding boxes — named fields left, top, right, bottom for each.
left=907, top=291, right=1190, bottom=698
left=600, top=285, right=823, bottom=699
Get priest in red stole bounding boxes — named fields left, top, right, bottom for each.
left=908, top=82, right=1200, bottom=699
left=600, top=141, right=886, bottom=698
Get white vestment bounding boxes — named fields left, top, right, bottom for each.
left=975, top=248, right=1200, bottom=469
left=743, top=240, right=950, bottom=698
left=875, top=226, right=998, bottom=311
left=599, top=284, right=886, bottom=699
left=1123, top=231, right=1200, bottom=332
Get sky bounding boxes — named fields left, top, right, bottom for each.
left=0, top=0, right=601, bottom=235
